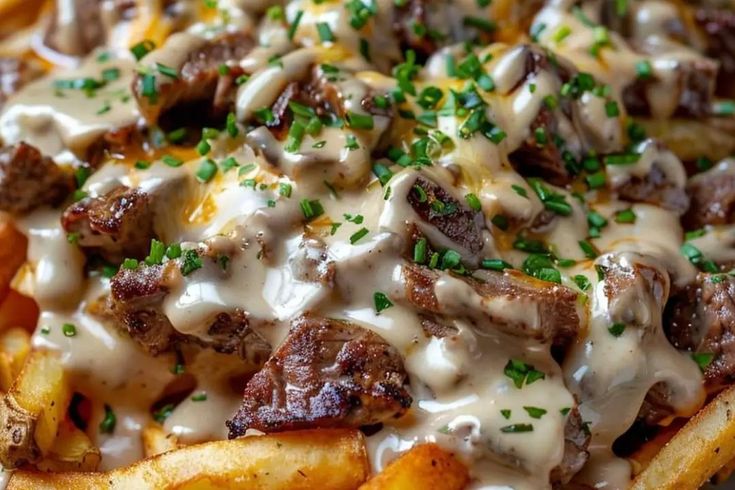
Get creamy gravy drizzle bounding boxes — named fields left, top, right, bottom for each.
left=0, top=0, right=719, bottom=488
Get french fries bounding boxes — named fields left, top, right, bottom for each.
left=632, top=385, right=735, bottom=489
left=142, top=425, right=179, bottom=458
left=0, top=327, right=31, bottom=391
left=0, top=219, right=27, bottom=303
left=359, top=443, right=470, bottom=490
left=8, top=429, right=369, bottom=490
left=636, top=117, right=735, bottom=164
left=0, top=289, right=39, bottom=332
left=0, top=351, right=71, bottom=468
left=37, top=420, right=101, bottom=472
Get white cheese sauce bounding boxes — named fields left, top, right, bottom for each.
left=0, top=0, right=721, bottom=488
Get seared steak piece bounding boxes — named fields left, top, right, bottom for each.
left=226, top=315, right=412, bottom=437
left=133, top=33, right=254, bottom=124
left=44, top=0, right=106, bottom=56
left=665, top=273, right=735, bottom=392
left=615, top=163, right=689, bottom=214
left=550, top=408, right=591, bottom=486
left=401, top=263, right=580, bottom=348
left=61, top=186, right=155, bottom=263
left=694, top=7, right=735, bottom=96
left=610, top=140, right=689, bottom=214
left=504, top=46, right=585, bottom=185
left=0, top=58, right=41, bottom=107
left=510, top=107, right=573, bottom=186
left=622, top=57, right=717, bottom=118
left=109, top=264, right=178, bottom=355
left=682, top=160, right=735, bottom=229
left=0, top=143, right=73, bottom=214
left=393, top=0, right=438, bottom=57
left=408, top=176, right=485, bottom=257
left=109, top=259, right=271, bottom=361
left=265, top=64, right=394, bottom=137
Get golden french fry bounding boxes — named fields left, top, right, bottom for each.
left=0, top=289, right=39, bottom=332
left=0, top=327, right=31, bottom=391
left=0, top=219, right=27, bottom=303
left=0, top=0, right=46, bottom=39
left=632, top=385, right=735, bottom=489
left=636, top=117, right=735, bottom=163
left=8, top=429, right=369, bottom=490
left=0, top=351, right=71, bottom=468
left=627, top=422, right=681, bottom=476
left=142, top=425, right=179, bottom=458
left=36, top=420, right=100, bottom=472
left=359, top=443, right=470, bottom=490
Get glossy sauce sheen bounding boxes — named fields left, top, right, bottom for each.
left=0, top=0, right=719, bottom=488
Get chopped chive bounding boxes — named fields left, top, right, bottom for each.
left=316, top=22, right=335, bottom=43
left=162, top=155, right=183, bottom=167
left=414, top=238, right=427, bottom=263
left=180, top=249, right=203, bottom=276
left=608, top=322, right=626, bottom=337
left=523, top=406, right=547, bottom=419
left=300, top=199, right=324, bottom=220
left=614, top=208, right=636, bottom=223
left=465, top=193, right=481, bottom=211
left=373, top=292, right=393, bottom=313
left=692, top=352, right=715, bottom=372
left=347, top=111, right=374, bottom=130
left=131, top=40, right=155, bottom=60
left=196, top=159, right=218, bottom=183
left=62, top=323, right=77, bottom=337
left=279, top=182, right=292, bottom=198
left=99, top=404, right=116, bottom=434
left=122, top=258, right=139, bottom=270
left=481, top=259, right=512, bottom=271
left=635, top=60, right=653, bottom=80
left=191, top=392, right=208, bottom=402
left=145, top=239, right=166, bottom=266
left=288, top=10, right=303, bottom=40
left=156, top=63, right=178, bottom=79
left=349, top=227, right=369, bottom=244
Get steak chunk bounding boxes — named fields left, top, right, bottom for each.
left=665, top=273, right=735, bottom=392
left=550, top=408, right=591, bottom=486
left=682, top=159, right=735, bottom=229
left=510, top=107, right=573, bottom=186
left=615, top=163, right=689, bottom=214
left=109, top=258, right=271, bottom=361
left=109, top=264, right=178, bottom=355
left=408, top=176, right=484, bottom=257
left=694, top=7, right=735, bottom=96
left=610, top=140, right=689, bottom=214
left=61, top=186, right=154, bottom=263
left=0, top=143, right=73, bottom=214
left=226, top=315, right=412, bottom=437
left=133, top=32, right=254, bottom=124
left=622, top=57, right=717, bottom=118
left=393, top=0, right=438, bottom=57
left=402, top=263, right=580, bottom=348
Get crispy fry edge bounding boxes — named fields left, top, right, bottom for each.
left=632, top=385, right=735, bottom=489
left=8, top=429, right=369, bottom=490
